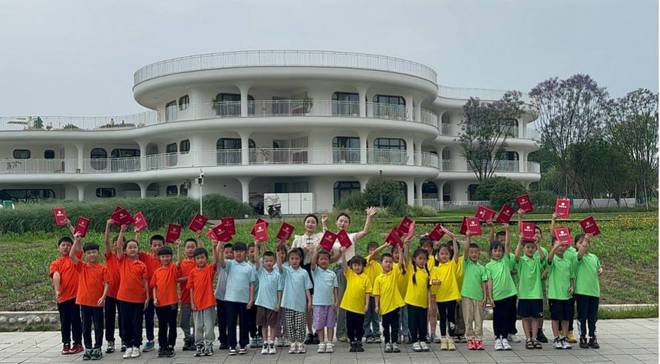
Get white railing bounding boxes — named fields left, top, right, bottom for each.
left=367, top=149, right=409, bottom=165
left=0, top=159, right=66, bottom=174
left=332, top=148, right=361, bottom=164
left=420, top=108, right=438, bottom=126
left=134, top=50, right=437, bottom=86
left=444, top=200, right=489, bottom=208
left=493, top=160, right=520, bottom=173
left=145, top=152, right=194, bottom=170
left=0, top=112, right=157, bottom=131
left=250, top=148, right=310, bottom=165
left=422, top=152, right=439, bottom=168
left=217, top=149, right=242, bottom=165
left=367, top=102, right=407, bottom=121
left=441, top=123, right=452, bottom=136
left=438, top=86, right=532, bottom=103
left=527, top=161, right=541, bottom=173
left=83, top=157, right=141, bottom=173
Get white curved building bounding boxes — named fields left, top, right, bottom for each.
left=0, top=50, right=540, bottom=212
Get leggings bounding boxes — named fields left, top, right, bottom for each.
left=436, top=301, right=456, bottom=336
left=575, top=294, right=599, bottom=338
left=284, top=308, right=306, bottom=343
left=57, top=298, right=82, bottom=345
left=382, top=308, right=400, bottom=344
left=346, top=311, right=365, bottom=343
left=493, top=295, right=517, bottom=338
left=118, top=301, right=143, bottom=348
left=407, top=305, right=428, bottom=343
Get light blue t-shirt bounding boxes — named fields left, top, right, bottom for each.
left=278, top=265, right=313, bottom=313
left=255, top=266, right=281, bottom=310
left=312, top=267, right=338, bottom=306
left=224, top=260, right=256, bottom=304
left=214, top=261, right=229, bottom=300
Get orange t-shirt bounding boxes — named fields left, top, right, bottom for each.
left=49, top=252, right=82, bottom=303
left=150, top=264, right=179, bottom=307
left=186, top=264, right=216, bottom=311
left=116, top=256, right=148, bottom=303
left=139, top=252, right=161, bottom=287
left=75, top=262, right=110, bottom=307
left=177, top=258, right=196, bottom=304
left=105, top=252, right=121, bottom=298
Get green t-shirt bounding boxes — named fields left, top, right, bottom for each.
left=485, top=255, right=517, bottom=301
left=460, top=259, right=487, bottom=301
left=516, top=254, right=545, bottom=299
left=564, top=246, right=578, bottom=260
left=575, top=253, right=601, bottom=297
left=509, top=253, right=519, bottom=286
left=547, top=253, right=576, bottom=300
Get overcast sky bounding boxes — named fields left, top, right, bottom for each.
left=0, top=0, right=657, bottom=116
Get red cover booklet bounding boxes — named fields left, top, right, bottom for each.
left=276, top=223, right=295, bottom=241
left=397, top=216, right=413, bottom=236
left=74, top=216, right=91, bottom=238
left=460, top=217, right=482, bottom=235
left=385, top=228, right=403, bottom=247
left=428, top=224, right=446, bottom=241
left=553, top=227, right=573, bottom=245
left=53, top=207, right=67, bottom=226
left=579, top=216, right=601, bottom=236
left=516, top=194, right=534, bottom=213
left=496, top=204, right=515, bottom=224
left=166, top=224, right=182, bottom=243
left=337, top=230, right=352, bottom=248
left=475, top=205, right=496, bottom=222
left=520, top=222, right=536, bottom=241
left=133, top=211, right=148, bottom=232
left=554, top=198, right=571, bottom=218
left=188, top=213, right=208, bottom=233
left=252, top=221, right=268, bottom=241
left=319, top=231, right=337, bottom=251
left=111, top=207, right=134, bottom=225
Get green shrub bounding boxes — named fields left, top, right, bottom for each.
left=488, top=178, right=526, bottom=209
left=474, top=177, right=507, bottom=201
left=407, top=205, right=438, bottom=217
left=363, top=179, right=406, bottom=208
left=530, top=190, right=557, bottom=208
left=335, top=192, right=367, bottom=212
left=386, top=195, right=407, bottom=216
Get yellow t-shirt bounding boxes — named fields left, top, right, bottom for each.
left=456, top=256, right=465, bottom=301
left=403, top=263, right=430, bottom=308
left=431, top=259, right=461, bottom=302
left=393, top=262, right=408, bottom=297
left=426, top=254, right=435, bottom=271
left=372, top=269, right=405, bottom=315
left=364, top=257, right=383, bottom=290
left=340, top=269, right=371, bottom=314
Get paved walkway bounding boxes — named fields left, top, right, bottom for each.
left=0, top=319, right=656, bottom=363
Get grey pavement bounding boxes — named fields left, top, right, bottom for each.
left=0, top=319, right=656, bottom=363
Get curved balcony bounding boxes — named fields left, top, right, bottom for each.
left=134, top=50, right=438, bottom=86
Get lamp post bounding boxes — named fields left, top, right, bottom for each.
left=197, top=169, right=204, bottom=215
left=379, top=169, right=383, bottom=207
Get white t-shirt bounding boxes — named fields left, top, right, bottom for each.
left=332, top=232, right=358, bottom=263
left=291, top=232, right=323, bottom=265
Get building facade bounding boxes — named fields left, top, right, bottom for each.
left=0, top=50, right=540, bottom=213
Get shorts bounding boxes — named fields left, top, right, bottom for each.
left=517, top=299, right=544, bottom=319
left=303, top=263, right=314, bottom=296
left=549, top=299, right=572, bottom=321
left=256, top=306, right=279, bottom=327
left=313, top=305, right=337, bottom=330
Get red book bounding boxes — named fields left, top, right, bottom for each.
left=220, top=217, right=236, bottom=235
left=111, top=207, right=134, bottom=225
left=166, top=224, right=182, bottom=243
left=133, top=211, right=148, bottom=232
left=520, top=222, right=536, bottom=241
left=188, top=213, right=208, bottom=233
left=495, top=204, right=515, bottom=224
left=74, top=216, right=91, bottom=238
left=579, top=216, right=600, bottom=236
left=385, top=228, right=403, bottom=247
left=206, top=228, right=218, bottom=241
left=319, top=231, right=337, bottom=251
left=52, top=207, right=67, bottom=226
left=553, top=227, right=573, bottom=246
left=465, top=216, right=482, bottom=235
left=337, top=230, right=353, bottom=248
left=276, top=223, right=295, bottom=241
left=250, top=218, right=269, bottom=235
left=554, top=198, right=571, bottom=218
left=397, top=216, right=414, bottom=236
left=211, top=224, right=233, bottom=242
left=253, top=221, right=268, bottom=241
left=516, top=194, right=533, bottom=213
left=475, top=205, right=496, bottom=222
left=428, top=224, right=446, bottom=241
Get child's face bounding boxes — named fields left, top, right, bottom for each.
left=234, top=249, right=246, bottom=262
left=491, top=245, right=503, bottom=260
left=554, top=241, right=567, bottom=255
left=381, top=256, right=393, bottom=272
left=159, top=254, right=173, bottom=266
left=85, top=249, right=99, bottom=263
left=151, top=239, right=164, bottom=254
left=185, top=241, right=196, bottom=257
left=262, top=255, right=275, bottom=270
left=318, top=254, right=330, bottom=269
left=194, top=254, right=208, bottom=267
left=368, top=246, right=378, bottom=257
left=59, top=242, right=72, bottom=256
left=524, top=242, right=537, bottom=257
left=421, top=243, right=432, bottom=254
left=289, top=253, right=301, bottom=268
left=496, top=235, right=505, bottom=243
left=534, top=229, right=542, bottom=244
left=248, top=246, right=256, bottom=258
left=304, top=217, right=317, bottom=232
left=468, top=247, right=480, bottom=262
left=438, top=247, right=450, bottom=263
left=350, top=261, right=363, bottom=274
left=276, top=249, right=285, bottom=260
left=336, top=216, right=350, bottom=231
left=224, top=247, right=234, bottom=260
left=391, top=249, right=400, bottom=262
left=125, top=242, right=139, bottom=258
left=414, top=253, right=428, bottom=268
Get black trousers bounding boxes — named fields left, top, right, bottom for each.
left=437, top=301, right=456, bottom=336
left=144, top=299, right=155, bottom=342
left=246, top=304, right=261, bottom=338
left=225, top=301, right=248, bottom=348
left=407, top=305, right=428, bottom=343
left=382, top=308, right=400, bottom=344
left=119, top=301, right=144, bottom=348
left=81, top=305, right=104, bottom=349
left=346, top=311, right=365, bottom=343
left=216, top=299, right=228, bottom=345
left=104, top=296, right=122, bottom=343
left=559, top=297, right=576, bottom=332
left=575, top=294, right=599, bottom=338
left=509, top=295, right=518, bottom=335
left=57, top=298, right=82, bottom=345
left=493, top=295, right=517, bottom=338
left=155, top=304, right=178, bottom=348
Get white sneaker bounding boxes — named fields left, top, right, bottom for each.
left=268, top=343, right=277, bottom=355
left=553, top=337, right=563, bottom=349
left=325, top=342, right=333, bottom=353
left=317, top=342, right=326, bottom=353
left=261, top=344, right=269, bottom=354
left=561, top=337, right=572, bottom=350
left=412, top=342, right=422, bottom=352
left=274, top=337, right=279, bottom=347
left=494, top=338, right=504, bottom=351
left=297, top=342, right=306, bottom=354
left=508, top=334, right=522, bottom=343
left=502, top=338, right=512, bottom=350
left=130, top=346, right=141, bottom=358
left=288, top=342, right=297, bottom=354
left=122, top=347, right=133, bottom=359
left=420, top=341, right=429, bottom=352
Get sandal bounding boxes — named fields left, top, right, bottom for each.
left=526, top=339, right=534, bottom=350
left=533, top=340, right=543, bottom=349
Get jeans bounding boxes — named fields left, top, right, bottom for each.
left=57, top=298, right=82, bottom=345
left=155, top=304, right=178, bottom=348
left=363, top=296, right=381, bottom=337
left=81, top=305, right=104, bottom=349
left=381, top=308, right=399, bottom=344
left=193, top=307, right=215, bottom=347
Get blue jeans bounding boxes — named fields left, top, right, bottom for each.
left=363, top=297, right=381, bottom=337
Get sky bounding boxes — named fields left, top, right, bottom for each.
left=0, top=0, right=657, bottom=116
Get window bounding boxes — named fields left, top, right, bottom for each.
left=90, top=148, right=107, bottom=170
left=214, top=93, right=254, bottom=116
left=332, top=136, right=360, bottom=163
left=44, top=150, right=55, bottom=159
left=146, top=144, right=159, bottom=155
left=1, top=188, right=56, bottom=202
left=422, top=181, right=438, bottom=199
left=372, top=95, right=406, bottom=120
left=180, top=139, right=190, bottom=154
left=332, top=92, right=359, bottom=116
left=374, top=138, right=406, bottom=150
left=96, top=188, right=116, bottom=198
left=166, top=185, right=178, bottom=196
left=373, top=138, right=407, bottom=164
left=166, top=143, right=178, bottom=166
left=165, top=100, right=177, bottom=121
left=216, top=138, right=255, bottom=165
left=179, top=183, right=188, bottom=197
left=468, top=184, right=480, bottom=201
left=110, top=149, right=140, bottom=158
left=503, top=151, right=519, bottom=161
left=178, top=95, right=189, bottom=111
left=333, top=181, right=361, bottom=206
left=12, top=149, right=31, bottom=159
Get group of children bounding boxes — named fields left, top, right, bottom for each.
left=49, top=208, right=602, bottom=359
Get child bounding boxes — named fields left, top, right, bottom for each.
left=136, top=234, right=165, bottom=353
left=461, top=234, right=489, bottom=351
left=187, top=245, right=217, bottom=357
left=176, top=238, right=198, bottom=351
left=151, top=246, right=180, bottom=358
left=279, top=247, right=313, bottom=354
left=102, top=219, right=122, bottom=354
left=246, top=242, right=263, bottom=348
left=310, top=246, right=338, bottom=353
left=274, top=243, right=290, bottom=347
left=253, top=240, right=281, bottom=355
left=363, top=241, right=383, bottom=343
left=70, top=234, right=110, bottom=361
left=430, top=233, right=460, bottom=351
left=372, top=244, right=406, bottom=353
left=485, top=224, right=517, bottom=351
left=218, top=241, right=256, bottom=355
left=339, top=248, right=371, bottom=352
left=214, top=243, right=234, bottom=350
left=115, top=226, right=149, bottom=359
left=575, top=233, right=601, bottom=349
left=514, top=231, right=546, bottom=350
left=391, top=245, right=410, bottom=343
left=50, top=234, right=84, bottom=355
left=419, top=236, right=438, bottom=344
left=547, top=236, right=575, bottom=350
left=550, top=213, right=578, bottom=343
left=403, top=240, right=431, bottom=352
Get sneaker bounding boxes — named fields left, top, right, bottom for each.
left=392, top=342, right=400, bottom=352
left=317, top=342, right=326, bottom=353
left=579, top=336, right=589, bottom=349
left=349, top=342, right=356, bottom=352
left=507, top=334, right=522, bottom=343
left=384, top=343, right=392, bottom=353
left=494, top=338, right=504, bottom=351
left=420, top=341, right=429, bottom=352
left=338, top=336, right=348, bottom=343
left=82, top=349, right=92, bottom=361
left=440, top=338, right=448, bottom=351
left=204, top=345, right=214, bottom=356
left=537, top=329, right=549, bottom=343
left=268, top=343, right=277, bottom=355
left=411, top=341, right=422, bottom=352
left=130, top=346, right=141, bottom=358
left=561, top=337, right=572, bottom=350
left=502, top=338, right=512, bottom=351
left=304, top=334, right=313, bottom=345
left=194, top=345, right=204, bottom=357
left=120, top=343, right=127, bottom=353
left=289, top=342, right=297, bottom=354
left=249, top=338, right=257, bottom=348
left=366, top=336, right=374, bottom=344
left=448, top=339, right=457, bottom=351
left=166, top=347, right=175, bottom=358
left=122, top=347, right=133, bottom=359
left=142, top=340, right=155, bottom=352
left=61, top=344, right=71, bottom=355
left=105, top=341, right=115, bottom=354
left=158, top=347, right=166, bottom=357
left=273, top=337, right=279, bottom=347
left=262, top=344, right=269, bottom=355
left=588, top=337, right=600, bottom=349
left=554, top=337, right=563, bottom=349
left=228, top=347, right=237, bottom=355
left=297, top=342, right=306, bottom=353
left=325, top=342, right=333, bottom=353
left=69, top=343, right=84, bottom=354
left=256, top=336, right=264, bottom=346
left=312, top=333, right=320, bottom=345
left=356, top=342, right=364, bottom=352
left=432, top=335, right=441, bottom=343
left=567, top=330, right=577, bottom=343
left=424, top=335, right=431, bottom=344
left=218, top=343, right=229, bottom=350
left=372, top=335, right=382, bottom=343
left=238, top=346, right=247, bottom=355
left=91, top=348, right=102, bottom=360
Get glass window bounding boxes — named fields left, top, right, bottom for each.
left=333, top=181, right=361, bottom=206
left=373, top=95, right=406, bottom=105
left=179, top=183, right=188, bottom=197
left=12, top=149, right=31, bottom=159
left=180, top=139, right=190, bottom=154
left=216, top=138, right=241, bottom=150
left=178, top=95, right=189, bottom=111
left=332, top=136, right=360, bottom=163
left=165, top=100, right=177, bottom=121
left=166, top=185, right=178, bottom=196
left=110, top=149, right=140, bottom=158
left=333, top=136, right=359, bottom=149
left=96, top=188, right=116, bottom=198
left=374, top=138, right=406, bottom=150
left=332, top=92, right=359, bottom=116
left=166, top=143, right=178, bottom=166
left=44, top=150, right=55, bottom=159
left=372, top=95, right=406, bottom=120
left=468, top=184, right=480, bottom=201
left=90, top=148, right=107, bottom=170
left=214, top=93, right=254, bottom=116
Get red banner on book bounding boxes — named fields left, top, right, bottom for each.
left=276, top=223, right=295, bottom=241
left=111, top=207, right=134, bottom=225
left=554, top=198, right=571, bottom=218
left=166, top=224, right=182, bottom=243
left=520, top=222, right=536, bottom=241
left=496, top=204, right=515, bottom=224
left=385, top=228, right=403, bottom=247
left=516, top=194, right=534, bottom=213
left=579, top=216, right=600, bottom=236
left=52, top=207, right=67, bottom=226
left=475, top=205, right=496, bottom=222
left=188, top=213, right=208, bottom=233
left=319, top=231, right=337, bottom=251
left=337, top=230, right=353, bottom=248
left=553, top=227, right=573, bottom=245
left=74, top=216, right=91, bottom=238
left=133, top=211, right=148, bottom=232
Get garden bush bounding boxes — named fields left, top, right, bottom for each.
left=529, top=190, right=557, bottom=208
left=475, top=177, right=526, bottom=209
left=335, top=192, right=367, bottom=212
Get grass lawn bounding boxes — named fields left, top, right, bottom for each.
left=0, top=210, right=656, bottom=311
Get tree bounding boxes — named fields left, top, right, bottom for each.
left=486, top=178, right=526, bottom=209
left=529, top=74, right=608, bottom=195
left=458, top=91, right=525, bottom=182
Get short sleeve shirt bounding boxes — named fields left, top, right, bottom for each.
left=291, top=233, right=323, bottom=265
left=547, top=253, right=576, bottom=300
left=223, top=260, right=256, bottom=304
left=575, top=253, right=601, bottom=297
left=104, top=252, right=121, bottom=299
left=331, top=232, right=358, bottom=262
left=255, top=267, right=281, bottom=310
left=49, top=254, right=81, bottom=303
left=461, top=259, right=488, bottom=301
left=186, top=264, right=216, bottom=310
left=312, top=267, right=338, bottom=306
left=485, top=255, right=517, bottom=301
left=430, top=260, right=460, bottom=302
left=151, top=264, right=179, bottom=307
left=177, top=258, right=196, bottom=304
left=279, top=265, right=313, bottom=312
left=364, top=258, right=383, bottom=290
left=516, top=254, right=545, bottom=299
left=75, top=262, right=110, bottom=307
left=404, top=263, right=430, bottom=308
left=340, top=269, right=371, bottom=314
left=372, top=269, right=404, bottom=315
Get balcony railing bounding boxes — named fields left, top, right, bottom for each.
left=527, top=161, right=541, bottom=173
left=84, top=157, right=141, bottom=173
left=332, top=148, right=361, bottom=164
left=250, top=148, right=309, bottom=165
left=421, top=108, right=439, bottom=127
left=217, top=149, right=242, bottom=165
left=422, top=152, right=439, bottom=168
left=367, top=102, right=407, bottom=121
left=0, top=159, right=66, bottom=174
left=0, top=113, right=158, bottom=131
left=367, top=149, right=409, bottom=165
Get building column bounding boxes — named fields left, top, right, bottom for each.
left=518, top=118, right=524, bottom=138
left=138, top=182, right=149, bottom=199
left=405, top=178, right=415, bottom=206
left=238, top=177, right=252, bottom=204
left=414, top=99, right=423, bottom=122
left=437, top=146, right=445, bottom=171
left=405, top=136, right=414, bottom=166
left=405, top=95, right=413, bottom=121
left=75, top=144, right=84, bottom=173
left=519, top=151, right=526, bottom=172
left=138, top=141, right=147, bottom=171
left=238, top=83, right=251, bottom=117
left=415, top=179, right=424, bottom=206
left=415, top=139, right=423, bottom=166
left=438, top=181, right=445, bottom=210
left=358, top=86, right=368, bottom=118
left=358, top=176, right=370, bottom=192
left=359, top=131, right=369, bottom=164
left=76, top=184, right=85, bottom=201
left=239, top=131, right=252, bottom=166
left=438, top=111, right=446, bottom=135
